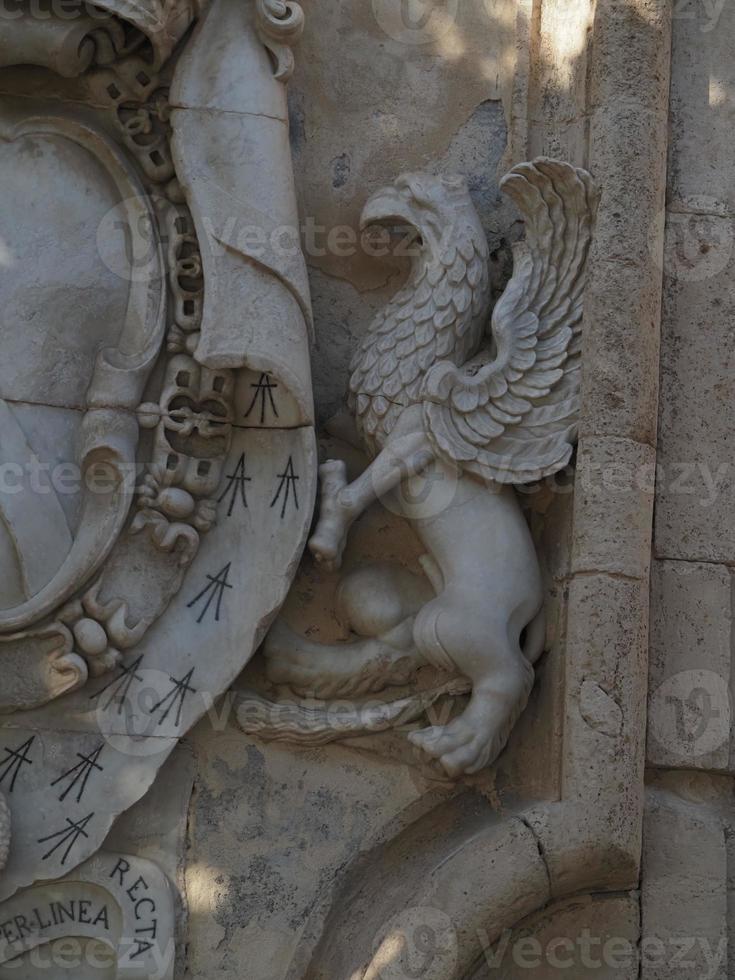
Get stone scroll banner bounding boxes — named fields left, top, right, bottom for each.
left=0, top=0, right=314, bottom=903
left=0, top=851, right=175, bottom=978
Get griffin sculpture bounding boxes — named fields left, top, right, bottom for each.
left=257, top=159, right=599, bottom=777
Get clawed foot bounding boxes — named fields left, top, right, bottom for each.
left=408, top=695, right=511, bottom=778
left=308, top=460, right=352, bottom=572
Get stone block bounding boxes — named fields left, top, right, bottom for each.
left=563, top=573, right=648, bottom=807
left=648, top=559, right=732, bottom=771
left=655, top=266, right=735, bottom=562
left=668, top=0, right=735, bottom=211
left=642, top=786, right=728, bottom=980
left=572, top=435, right=655, bottom=580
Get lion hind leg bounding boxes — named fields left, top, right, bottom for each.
left=410, top=597, right=538, bottom=777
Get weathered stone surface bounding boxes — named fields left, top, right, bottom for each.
left=653, top=0, right=735, bottom=566
left=667, top=0, right=735, bottom=209
left=183, top=724, right=455, bottom=979
left=655, top=266, right=735, bottom=562
left=642, top=780, right=730, bottom=980
left=648, top=560, right=732, bottom=771
left=0, top=0, right=317, bottom=913
left=572, top=436, right=655, bottom=580
left=562, top=572, right=648, bottom=808
left=474, top=893, right=640, bottom=978
left=579, top=0, right=671, bottom=447
left=2, top=0, right=722, bottom=976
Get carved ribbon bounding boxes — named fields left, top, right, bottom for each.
left=0, top=12, right=127, bottom=77
left=0, top=0, right=207, bottom=75
left=170, top=0, right=313, bottom=423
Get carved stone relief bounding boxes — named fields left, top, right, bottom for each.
left=0, top=0, right=315, bottom=936
left=0, top=0, right=692, bottom=975
left=240, top=159, right=598, bottom=778
left=0, top=851, right=176, bottom=977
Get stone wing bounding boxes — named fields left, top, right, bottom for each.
left=422, top=158, right=599, bottom=484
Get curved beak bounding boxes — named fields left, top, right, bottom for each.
left=359, top=185, right=415, bottom=231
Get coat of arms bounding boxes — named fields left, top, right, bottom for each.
left=0, top=0, right=315, bottom=918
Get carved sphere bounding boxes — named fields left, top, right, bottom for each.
left=336, top=563, right=433, bottom=638
left=0, top=791, right=9, bottom=873
left=159, top=488, right=196, bottom=519
left=73, top=618, right=109, bottom=657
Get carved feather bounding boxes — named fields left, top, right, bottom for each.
left=348, top=174, right=491, bottom=457
left=422, top=158, right=599, bottom=484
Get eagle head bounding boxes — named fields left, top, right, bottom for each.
left=349, top=172, right=491, bottom=457
left=360, top=173, right=482, bottom=256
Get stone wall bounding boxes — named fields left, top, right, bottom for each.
left=0, top=0, right=730, bottom=977
left=643, top=1, right=735, bottom=977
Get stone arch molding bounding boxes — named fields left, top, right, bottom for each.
left=0, top=0, right=315, bottom=909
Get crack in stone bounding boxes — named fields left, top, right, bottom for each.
left=518, top=814, right=552, bottom=897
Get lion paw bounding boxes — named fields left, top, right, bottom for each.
left=409, top=713, right=507, bottom=778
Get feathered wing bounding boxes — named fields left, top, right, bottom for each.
left=422, top=158, right=599, bottom=484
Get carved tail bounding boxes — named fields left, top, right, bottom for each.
left=236, top=678, right=471, bottom=747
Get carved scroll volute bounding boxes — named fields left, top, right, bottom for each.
left=256, top=0, right=306, bottom=81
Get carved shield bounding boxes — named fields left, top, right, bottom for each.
left=0, top=113, right=164, bottom=634
left=0, top=0, right=315, bottom=908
